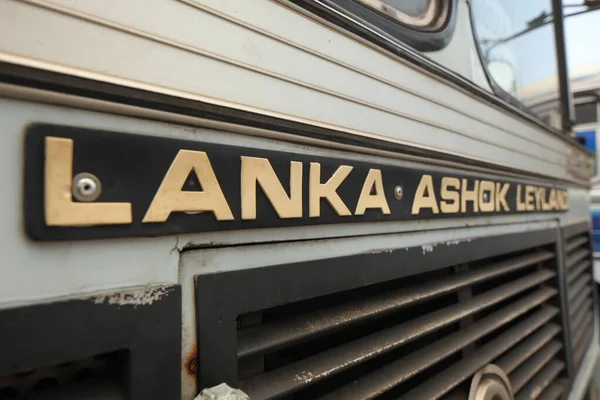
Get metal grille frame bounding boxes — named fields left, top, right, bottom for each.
left=194, top=227, right=577, bottom=398
left=561, top=221, right=598, bottom=380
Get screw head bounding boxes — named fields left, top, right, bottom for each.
left=72, top=173, right=101, bottom=202
left=394, top=185, right=403, bottom=200
left=483, top=191, right=490, bottom=203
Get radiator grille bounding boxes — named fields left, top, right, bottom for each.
left=236, top=245, right=566, bottom=400
left=564, top=230, right=594, bottom=372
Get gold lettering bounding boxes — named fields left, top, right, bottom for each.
left=241, top=156, right=302, bottom=220
left=516, top=185, right=526, bottom=211
left=541, top=188, right=551, bottom=211
left=143, top=150, right=233, bottom=223
left=558, top=190, right=569, bottom=210
left=440, top=177, right=460, bottom=213
left=355, top=169, right=391, bottom=215
left=495, top=183, right=510, bottom=212
left=534, top=187, right=543, bottom=210
left=461, top=179, right=479, bottom=213
left=479, top=180, right=495, bottom=212
left=525, top=186, right=535, bottom=211
left=309, top=163, right=353, bottom=217
left=44, top=137, right=132, bottom=226
left=412, top=175, right=439, bottom=215
left=548, top=189, right=558, bottom=210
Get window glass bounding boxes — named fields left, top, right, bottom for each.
left=470, top=0, right=560, bottom=119
left=379, top=0, right=431, bottom=17
left=575, top=102, right=598, bottom=124
left=356, top=0, right=443, bottom=29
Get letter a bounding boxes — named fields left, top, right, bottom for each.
left=143, top=150, right=234, bottom=222
left=355, top=169, right=391, bottom=215
left=412, top=175, right=439, bottom=215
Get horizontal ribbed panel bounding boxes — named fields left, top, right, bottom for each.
left=536, top=382, right=565, bottom=400
left=495, top=324, right=562, bottom=374
left=564, top=231, right=594, bottom=373
left=237, top=251, right=554, bottom=358
left=240, top=268, right=555, bottom=399
left=236, top=245, right=565, bottom=399
left=510, top=340, right=563, bottom=392
left=323, top=292, right=558, bottom=400
left=396, top=308, right=560, bottom=400
left=565, top=236, right=589, bottom=253
left=515, top=360, right=564, bottom=400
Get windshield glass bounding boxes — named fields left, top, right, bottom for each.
left=471, top=0, right=559, bottom=120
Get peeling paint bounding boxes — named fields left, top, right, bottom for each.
left=444, top=238, right=472, bottom=246
left=90, top=286, right=172, bottom=308
left=294, top=371, right=315, bottom=383
left=365, top=249, right=394, bottom=255
left=421, top=244, right=435, bottom=254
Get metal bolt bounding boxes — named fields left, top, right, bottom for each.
left=188, top=357, right=198, bottom=375
left=483, top=191, right=490, bottom=203
left=394, top=185, right=403, bottom=200
left=72, top=173, right=101, bottom=202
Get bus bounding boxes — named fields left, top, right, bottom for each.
left=525, top=67, right=600, bottom=299
left=0, top=0, right=597, bottom=399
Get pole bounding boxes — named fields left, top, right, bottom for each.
left=552, top=0, right=574, bottom=132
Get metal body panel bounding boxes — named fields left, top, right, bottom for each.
left=0, top=0, right=587, bottom=182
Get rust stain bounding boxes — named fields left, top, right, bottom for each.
left=185, top=344, right=198, bottom=377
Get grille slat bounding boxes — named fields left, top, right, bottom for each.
left=393, top=310, right=560, bottom=400
left=571, top=299, right=593, bottom=337
left=514, top=360, right=564, bottom=400
left=567, top=260, right=591, bottom=284
left=566, top=248, right=590, bottom=269
left=237, top=251, right=554, bottom=358
left=239, top=269, right=555, bottom=399
left=565, top=236, right=588, bottom=252
left=574, top=318, right=594, bottom=368
left=569, top=286, right=592, bottom=319
left=568, top=274, right=592, bottom=303
left=319, top=292, right=558, bottom=400
left=509, top=340, right=563, bottom=393
left=536, top=383, right=565, bottom=400
left=564, top=231, right=594, bottom=375
left=495, top=324, right=562, bottom=374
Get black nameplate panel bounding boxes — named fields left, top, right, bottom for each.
left=24, top=124, right=569, bottom=241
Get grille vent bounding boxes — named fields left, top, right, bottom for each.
left=564, top=230, right=594, bottom=372
left=236, top=244, right=567, bottom=400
